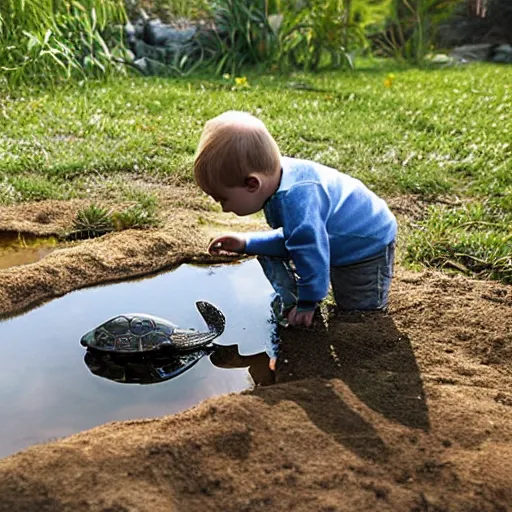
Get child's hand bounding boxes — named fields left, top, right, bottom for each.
left=208, top=235, right=246, bottom=255
left=286, top=306, right=315, bottom=327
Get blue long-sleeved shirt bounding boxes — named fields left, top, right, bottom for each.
left=244, top=157, right=397, bottom=304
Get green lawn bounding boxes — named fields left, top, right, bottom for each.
left=0, top=62, right=511, bottom=282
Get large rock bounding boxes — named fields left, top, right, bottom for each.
left=450, top=43, right=512, bottom=63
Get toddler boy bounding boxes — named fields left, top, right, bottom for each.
left=194, top=111, right=397, bottom=328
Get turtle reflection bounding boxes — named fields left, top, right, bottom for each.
left=83, top=348, right=212, bottom=385
left=84, top=344, right=275, bottom=386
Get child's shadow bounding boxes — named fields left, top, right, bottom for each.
left=277, top=311, right=429, bottom=431
left=210, top=343, right=390, bottom=462
left=249, top=311, right=429, bottom=462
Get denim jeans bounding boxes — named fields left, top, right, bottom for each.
left=257, top=242, right=395, bottom=313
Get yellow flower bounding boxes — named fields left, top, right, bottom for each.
left=384, top=73, right=396, bottom=88
left=234, top=76, right=249, bottom=87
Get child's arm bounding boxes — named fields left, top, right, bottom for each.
left=208, top=231, right=287, bottom=257
left=244, top=229, right=288, bottom=258
left=281, top=183, right=331, bottom=306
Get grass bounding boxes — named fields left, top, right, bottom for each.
left=70, top=196, right=160, bottom=239
left=0, top=61, right=511, bottom=281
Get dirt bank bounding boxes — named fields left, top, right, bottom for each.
left=0, top=194, right=510, bottom=512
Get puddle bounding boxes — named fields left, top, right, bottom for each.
left=0, top=259, right=278, bottom=459
left=0, top=232, right=58, bottom=269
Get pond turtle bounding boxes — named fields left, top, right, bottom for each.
left=80, top=301, right=225, bottom=354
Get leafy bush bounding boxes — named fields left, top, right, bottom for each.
left=112, top=204, right=159, bottom=230
left=0, top=0, right=127, bottom=86
left=70, top=196, right=159, bottom=239
left=161, top=0, right=389, bottom=76
left=277, top=0, right=367, bottom=71
left=71, top=203, right=114, bottom=239
left=128, top=0, right=276, bottom=76
left=199, top=0, right=276, bottom=75
left=372, top=0, right=462, bottom=64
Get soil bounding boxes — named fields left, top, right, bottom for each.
left=0, top=187, right=511, bottom=512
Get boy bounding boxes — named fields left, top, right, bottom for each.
left=194, top=111, right=397, bottom=328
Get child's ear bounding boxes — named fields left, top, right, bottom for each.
left=244, top=175, right=261, bottom=192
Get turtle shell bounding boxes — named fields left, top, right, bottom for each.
left=80, top=314, right=176, bottom=353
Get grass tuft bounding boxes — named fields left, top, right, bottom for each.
left=70, top=196, right=160, bottom=239
left=406, top=201, right=512, bottom=283
left=71, top=203, right=114, bottom=239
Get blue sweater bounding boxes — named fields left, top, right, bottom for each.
left=245, top=157, right=397, bottom=304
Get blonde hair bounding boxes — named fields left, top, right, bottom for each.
left=194, top=111, right=281, bottom=196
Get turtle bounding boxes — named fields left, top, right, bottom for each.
left=80, top=301, right=225, bottom=354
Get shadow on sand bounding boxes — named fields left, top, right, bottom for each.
left=256, top=311, right=429, bottom=462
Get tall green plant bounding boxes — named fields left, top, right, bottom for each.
left=0, top=0, right=127, bottom=86
left=198, top=0, right=276, bottom=75
left=277, top=0, right=386, bottom=71
left=0, top=0, right=125, bottom=35
left=377, top=0, right=463, bottom=65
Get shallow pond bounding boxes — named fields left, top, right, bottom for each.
left=0, top=232, right=58, bottom=269
left=0, top=259, right=277, bottom=459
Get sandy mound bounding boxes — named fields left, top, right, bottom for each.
left=0, top=198, right=511, bottom=511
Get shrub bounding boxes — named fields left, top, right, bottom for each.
left=277, top=0, right=366, bottom=71
left=199, top=0, right=276, bottom=75
left=371, top=0, right=462, bottom=64
left=70, top=197, right=160, bottom=240
left=0, top=0, right=127, bottom=86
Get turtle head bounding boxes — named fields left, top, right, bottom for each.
left=80, top=316, right=130, bottom=351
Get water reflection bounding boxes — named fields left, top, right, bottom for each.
left=0, top=232, right=57, bottom=269
left=83, top=347, right=214, bottom=384
left=0, top=259, right=276, bottom=459
left=211, top=344, right=275, bottom=387
left=83, top=344, right=275, bottom=387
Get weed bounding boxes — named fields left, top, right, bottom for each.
left=112, top=203, right=160, bottom=230
left=71, top=203, right=114, bottom=239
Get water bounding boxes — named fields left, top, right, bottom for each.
left=0, top=259, right=277, bottom=459
left=0, top=232, right=57, bottom=270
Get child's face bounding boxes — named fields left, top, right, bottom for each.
left=211, top=180, right=264, bottom=216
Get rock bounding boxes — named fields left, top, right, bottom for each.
left=491, top=44, right=512, bottom=63
left=450, top=43, right=512, bottom=64
left=450, top=43, right=495, bottom=62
